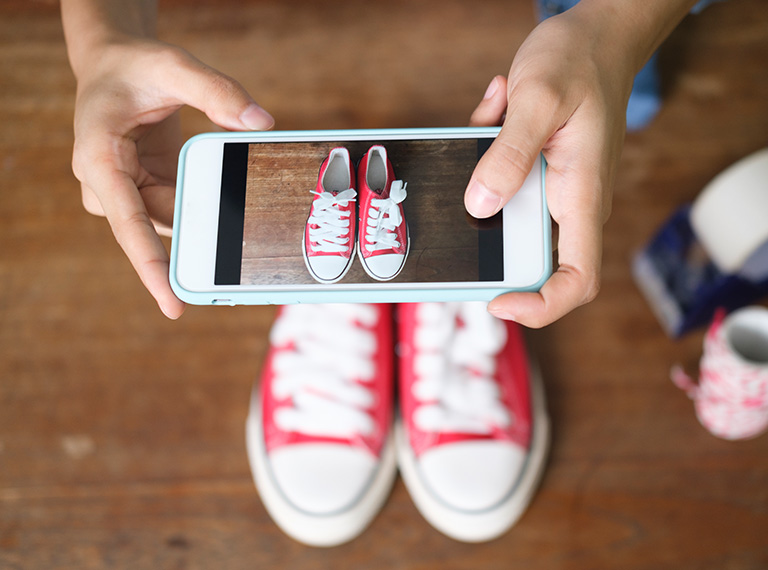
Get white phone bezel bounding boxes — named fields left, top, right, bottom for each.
left=170, top=128, right=551, bottom=305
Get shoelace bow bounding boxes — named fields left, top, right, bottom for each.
left=412, top=303, right=511, bottom=434
left=271, top=305, right=378, bottom=438
left=307, top=189, right=357, bottom=253
left=364, top=180, right=407, bottom=252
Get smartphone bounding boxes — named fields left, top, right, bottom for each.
left=169, top=128, right=551, bottom=305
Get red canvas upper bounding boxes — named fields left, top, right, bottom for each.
left=397, top=302, right=532, bottom=458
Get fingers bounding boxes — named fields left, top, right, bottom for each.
left=99, top=166, right=186, bottom=319
left=138, top=184, right=175, bottom=237
left=487, top=232, right=602, bottom=329
left=82, top=183, right=104, bottom=217
left=487, top=165, right=604, bottom=328
left=469, top=75, right=508, bottom=127
left=465, top=79, right=564, bottom=219
left=487, top=264, right=600, bottom=329
left=70, top=41, right=273, bottom=320
left=159, top=47, right=274, bottom=131
left=467, top=73, right=604, bottom=327
left=76, top=129, right=185, bottom=319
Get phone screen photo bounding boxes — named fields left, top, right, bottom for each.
left=171, top=128, right=550, bottom=305
left=213, top=138, right=503, bottom=287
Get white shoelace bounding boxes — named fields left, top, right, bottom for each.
left=411, top=302, right=511, bottom=435
left=271, top=304, right=378, bottom=438
left=307, top=189, right=357, bottom=253
left=364, top=180, right=407, bottom=252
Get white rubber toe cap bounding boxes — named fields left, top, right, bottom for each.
left=363, top=253, right=405, bottom=281
left=306, top=255, right=351, bottom=283
left=418, top=440, right=526, bottom=511
left=270, top=443, right=377, bottom=515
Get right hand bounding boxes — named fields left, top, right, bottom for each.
left=464, top=7, right=631, bottom=328
left=71, top=38, right=274, bottom=318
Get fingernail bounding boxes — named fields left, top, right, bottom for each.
left=483, top=77, right=499, bottom=100
left=488, top=305, right=515, bottom=321
left=160, top=305, right=178, bottom=320
left=466, top=180, right=503, bottom=218
left=240, top=103, right=275, bottom=130
left=159, top=300, right=184, bottom=320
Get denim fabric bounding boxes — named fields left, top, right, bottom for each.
left=534, top=0, right=723, bottom=130
left=536, top=0, right=720, bottom=20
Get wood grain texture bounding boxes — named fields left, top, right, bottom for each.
left=241, top=139, right=481, bottom=285
left=1, top=1, right=767, bottom=569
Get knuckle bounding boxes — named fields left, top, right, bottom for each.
left=525, top=315, right=549, bottom=330
left=111, top=209, right=153, bottom=248
left=205, top=72, right=242, bottom=104
left=517, top=76, right=567, bottom=114
left=71, top=143, right=88, bottom=183
left=158, top=44, right=192, bottom=70
left=82, top=203, right=105, bottom=218
left=491, top=137, right=533, bottom=181
left=158, top=44, right=241, bottom=101
left=581, top=273, right=601, bottom=304
left=81, top=189, right=105, bottom=217
left=601, top=194, right=613, bottom=223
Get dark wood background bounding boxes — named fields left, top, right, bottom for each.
left=242, top=139, right=483, bottom=285
left=1, top=1, right=767, bottom=568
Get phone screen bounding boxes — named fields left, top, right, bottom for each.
left=213, top=138, right=503, bottom=286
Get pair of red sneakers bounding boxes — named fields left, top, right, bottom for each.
left=302, top=146, right=409, bottom=283
left=246, top=302, right=550, bottom=546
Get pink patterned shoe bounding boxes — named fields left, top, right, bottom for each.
left=396, top=302, right=550, bottom=542
left=303, top=147, right=357, bottom=284
left=246, top=304, right=397, bottom=546
left=357, top=145, right=409, bottom=281
left=671, top=306, right=768, bottom=440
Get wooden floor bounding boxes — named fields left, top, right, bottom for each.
left=242, top=139, right=484, bottom=285
left=2, top=1, right=768, bottom=568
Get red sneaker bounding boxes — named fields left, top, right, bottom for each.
left=303, top=147, right=357, bottom=284
left=357, top=145, right=409, bottom=281
left=396, top=302, right=550, bottom=542
left=246, top=304, right=397, bottom=546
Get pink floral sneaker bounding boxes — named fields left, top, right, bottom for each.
left=395, top=302, right=550, bottom=542
left=303, top=147, right=357, bottom=284
left=246, top=303, right=397, bottom=547
left=357, top=145, right=409, bottom=281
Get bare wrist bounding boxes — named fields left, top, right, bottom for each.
left=570, top=0, right=699, bottom=74
left=61, top=0, right=157, bottom=80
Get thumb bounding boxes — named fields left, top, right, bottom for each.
left=464, top=82, right=561, bottom=218
left=160, top=47, right=274, bottom=131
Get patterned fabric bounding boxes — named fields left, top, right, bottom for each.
left=672, top=308, right=768, bottom=440
left=535, top=0, right=721, bottom=21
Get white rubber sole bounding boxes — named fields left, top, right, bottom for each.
left=302, top=233, right=357, bottom=285
left=395, top=358, right=550, bottom=543
left=245, top=390, right=398, bottom=547
left=358, top=226, right=411, bottom=282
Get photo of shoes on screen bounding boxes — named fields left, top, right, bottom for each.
left=303, top=145, right=409, bottom=284
left=214, top=138, right=503, bottom=286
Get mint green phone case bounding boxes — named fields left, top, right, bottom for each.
left=169, top=128, right=551, bottom=306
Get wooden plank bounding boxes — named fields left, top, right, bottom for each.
left=241, top=139, right=481, bottom=284
left=1, top=1, right=767, bottom=568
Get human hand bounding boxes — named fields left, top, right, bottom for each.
left=70, top=38, right=273, bottom=318
left=466, top=7, right=633, bottom=328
